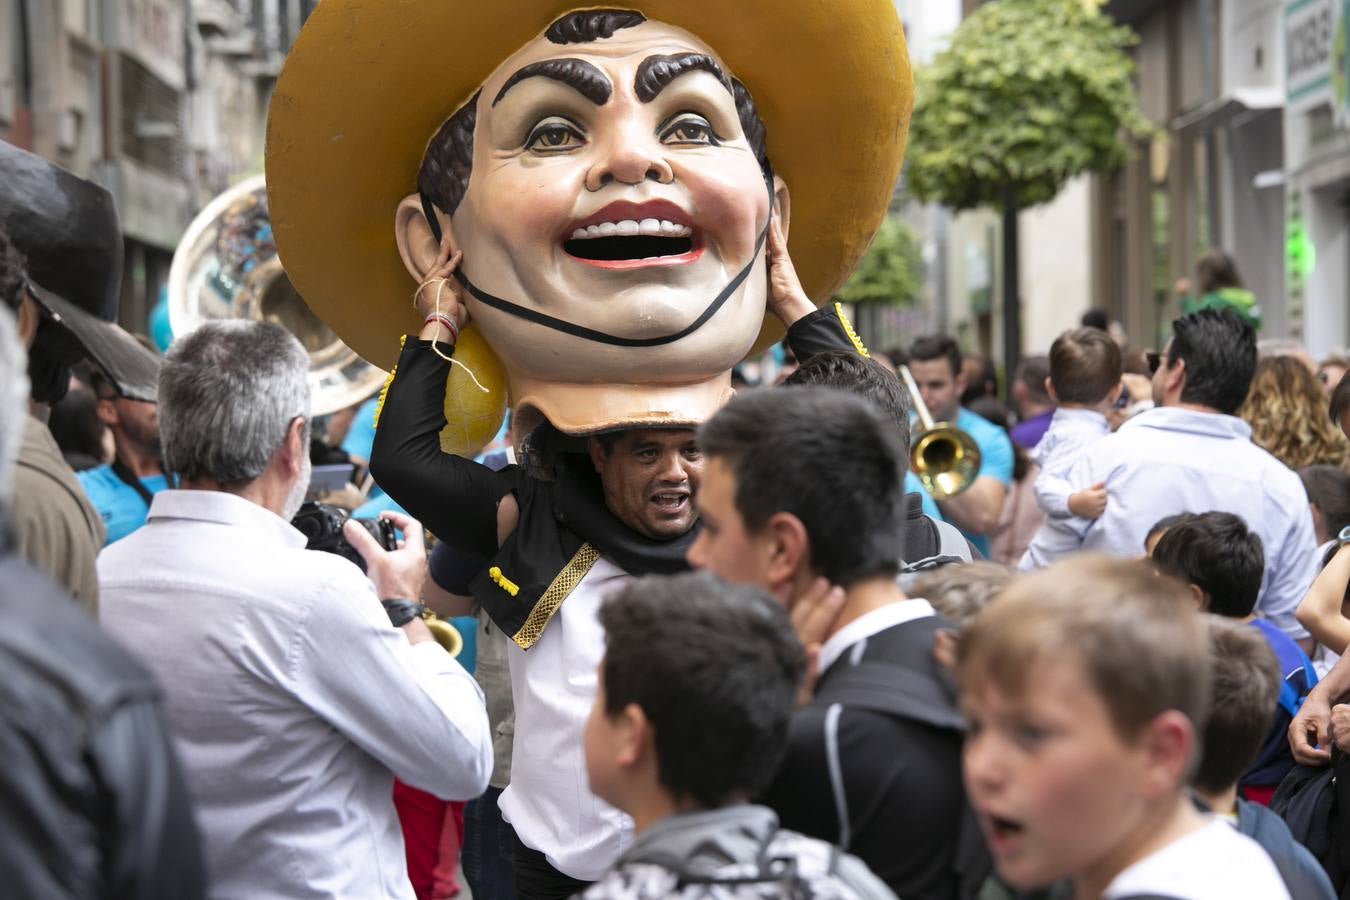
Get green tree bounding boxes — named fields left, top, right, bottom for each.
left=905, top=0, right=1150, bottom=386
left=835, top=214, right=922, bottom=306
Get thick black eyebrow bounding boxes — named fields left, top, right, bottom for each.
left=493, top=58, right=612, bottom=107
left=634, top=53, right=733, bottom=103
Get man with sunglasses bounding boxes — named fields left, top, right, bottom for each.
left=1021, top=309, right=1320, bottom=650
left=76, top=369, right=170, bottom=544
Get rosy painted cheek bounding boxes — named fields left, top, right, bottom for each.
left=675, top=162, right=769, bottom=260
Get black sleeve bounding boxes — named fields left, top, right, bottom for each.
left=368, top=338, right=514, bottom=559
left=428, top=540, right=487, bottom=595
left=785, top=304, right=869, bottom=362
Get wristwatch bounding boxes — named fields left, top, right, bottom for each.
left=381, top=598, right=427, bottom=628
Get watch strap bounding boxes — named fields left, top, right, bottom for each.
left=381, top=599, right=426, bottom=628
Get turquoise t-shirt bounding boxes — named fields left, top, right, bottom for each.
left=925, top=408, right=1013, bottom=557
left=76, top=464, right=171, bottom=545
left=904, top=470, right=943, bottom=521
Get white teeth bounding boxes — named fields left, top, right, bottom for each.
left=568, top=218, right=694, bottom=239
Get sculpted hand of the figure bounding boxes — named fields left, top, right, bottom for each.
left=415, top=247, right=469, bottom=342
left=765, top=211, right=815, bottom=328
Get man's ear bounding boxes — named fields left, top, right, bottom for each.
left=615, top=702, right=651, bottom=768
left=954, top=372, right=968, bottom=400
left=764, top=510, right=810, bottom=589
left=1044, top=376, right=1059, bottom=405
left=1137, top=710, right=1195, bottom=800
left=284, top=416, right=308, bottom=478
left=588, top=436, right=607, bottom=475
left=1166, top=356, right=1187, bottom=398
left=395, top=194, right=460, bottom=283
left=1188, top=583, right=1209, bottom=611
left=95, top=397, right=119, bottom=428
left=1106, top=381, right=1124, bottom=407
left=771, top=175, right=790, bottom=241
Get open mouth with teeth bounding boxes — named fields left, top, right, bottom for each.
left=563, top=202, right=703, bottom=268
left=649, top=490, right=691, bottom=513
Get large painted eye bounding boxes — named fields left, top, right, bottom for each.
left=659, top=114, right=718, bottom=146
left=525, top=118, right=585, bottom=153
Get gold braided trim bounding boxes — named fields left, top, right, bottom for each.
left=372, top=334, right=408, bottom=428
left=833, top=302, right=870, bottom=358
left=511, top=543, right=601, bottom=650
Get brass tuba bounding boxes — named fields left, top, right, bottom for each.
left=167, top=175, right=387, bottom=416
left=897, top=365, right=982, bottom=500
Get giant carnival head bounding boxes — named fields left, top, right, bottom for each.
left=267, top=2, right=911, bottom=452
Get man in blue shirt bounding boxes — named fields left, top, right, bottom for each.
left=907, top=335, right=1014, bottom=557
left=77, top=371, right=170, bottom=544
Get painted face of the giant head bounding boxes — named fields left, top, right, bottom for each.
left=403, top=12, right=782, bottom=435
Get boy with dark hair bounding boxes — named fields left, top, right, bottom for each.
left=1032, top=327, right=1123, bottom=521
left=1195, top=618, right=1335, bottom=900
left=1150, top=512, right=1318, bottom=801
left=690, top=386, right=976, bottom=898
left=578, top=571, right=894, bottom=900
left=960, top=556, right=1290, bottom=899
left=783, top=350, right=977, bottom=565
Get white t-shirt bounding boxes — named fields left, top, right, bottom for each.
left=1102, top=817, right=1291, bottom=899
left=498, top=555, right=634, bottom=880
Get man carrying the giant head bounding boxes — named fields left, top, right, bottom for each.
left=267, top=4, right=910, bottom=897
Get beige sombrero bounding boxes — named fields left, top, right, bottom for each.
left=266, top=0, right=912, bottom=450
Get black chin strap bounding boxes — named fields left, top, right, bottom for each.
left=448, top=180, right=775, bottom=348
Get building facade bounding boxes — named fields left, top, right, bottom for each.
left=1, top=0, right=310, bottom=334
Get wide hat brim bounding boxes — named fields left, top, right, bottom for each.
left=266, top=0, right=912, bottom=373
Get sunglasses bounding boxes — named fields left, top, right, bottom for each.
left=1145, top=351, right=1162, bottom=375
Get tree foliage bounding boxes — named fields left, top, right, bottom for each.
left=905, top=0, right=1151, bottom=212
left=835, top=214, right=922, bottom=306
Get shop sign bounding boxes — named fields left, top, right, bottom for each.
left=1286, top=0, right=1338, bottom=112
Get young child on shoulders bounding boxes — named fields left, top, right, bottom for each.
left=1033, top=328, right=1123, bottom=520
left=958, top=555, right=1290, bottom=900
left=1150, top=512, right=1318, bottom=802
left=577, top=571, right=895, bottom=900
left=1195, top=618, right=1335, bottom=899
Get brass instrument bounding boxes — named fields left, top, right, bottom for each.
left=897, top=365, right=982, bottom=500
left=423, top=612, right=464, bottom=658
left=168, top=176, right=387, bottom=416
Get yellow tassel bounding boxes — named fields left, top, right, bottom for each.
left=488, top=566, right=520, bottom=597
left=834, top=302, right=870, bottom=358
left=372, top=335, right=408, bottom=429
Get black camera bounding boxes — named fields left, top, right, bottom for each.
left=291, top=501, right=396, bottom=573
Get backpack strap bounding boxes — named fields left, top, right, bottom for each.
left=934, top=519, right=973, bottom=561
left=1276, top=656, right=1319, bottom=719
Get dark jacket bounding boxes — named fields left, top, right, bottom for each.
left=0, top=533, right=204, bottom=899
left=1236, top=799, right=1336, bottom=900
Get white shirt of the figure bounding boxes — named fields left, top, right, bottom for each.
left=499, top=554, right=634, bottom=880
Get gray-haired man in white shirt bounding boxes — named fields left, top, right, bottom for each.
left=99, top=320, right=492, bottom=900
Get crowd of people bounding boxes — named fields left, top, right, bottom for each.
left=6, top=8, right=1350, bottom=900
left=7, top=190, right=1350, bottom=900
